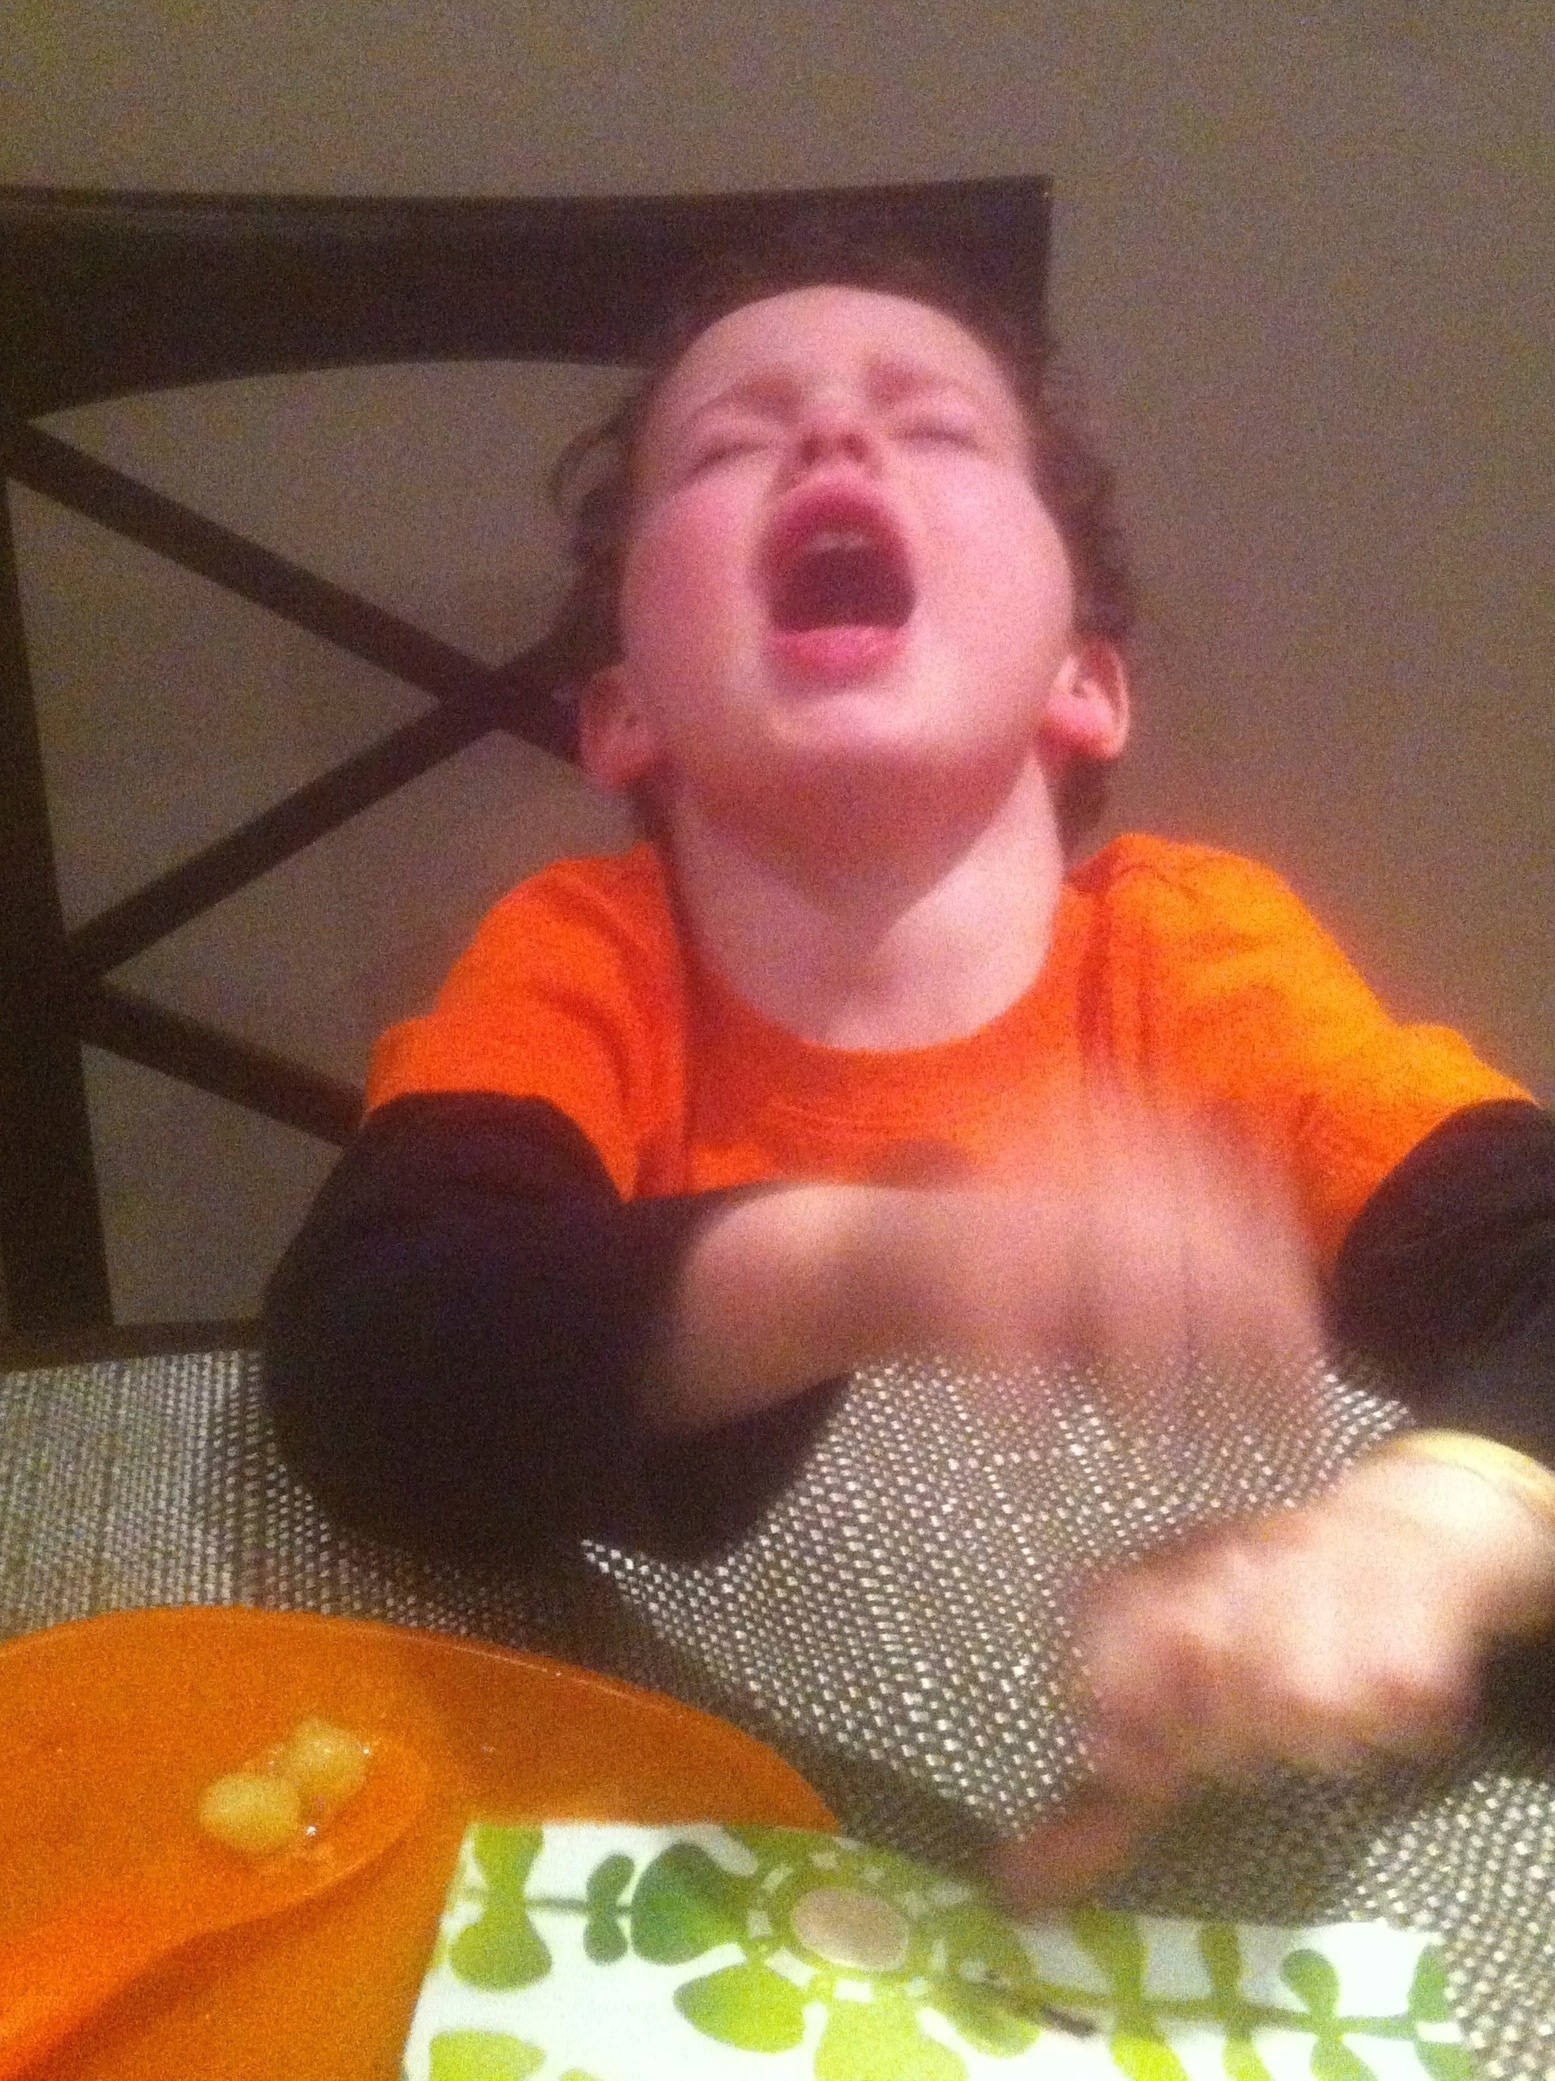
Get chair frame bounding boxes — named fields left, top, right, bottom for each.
left=0, top=176, right=1051, bottom=1333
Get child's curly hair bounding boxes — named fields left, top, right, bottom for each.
left=543, top=216, right=1136, bottom=846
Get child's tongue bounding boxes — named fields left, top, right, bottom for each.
left=768, top=624, right=905, bottom=683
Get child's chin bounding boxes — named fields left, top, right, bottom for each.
left=765, top=623, right=907, bottom=686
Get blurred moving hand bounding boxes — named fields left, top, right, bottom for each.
left=935, top=1098, right=1326, bottom=1403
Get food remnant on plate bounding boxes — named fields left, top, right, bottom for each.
left=197, top=1771, right=306, bottom=1858
left=279, top=1716, right=371, bottom=1812
left=197, top=1718, right=370, bottom=1858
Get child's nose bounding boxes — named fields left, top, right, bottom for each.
left=790, top=394, right=881, bottom=473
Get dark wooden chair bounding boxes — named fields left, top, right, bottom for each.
left=0, top=176, right=1052, bottom=1336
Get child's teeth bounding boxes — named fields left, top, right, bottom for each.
left=808, top=528, right=872, bottom=553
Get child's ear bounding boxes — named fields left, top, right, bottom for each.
left=577, top=665, right=663, bottom=792
left=1038, top=639, right=1131, bottom=764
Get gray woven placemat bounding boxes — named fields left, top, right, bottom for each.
left=2, top=1347, right=1551, bottom=2074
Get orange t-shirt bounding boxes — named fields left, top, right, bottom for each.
left=366, top=834, right=1527, bottom=1266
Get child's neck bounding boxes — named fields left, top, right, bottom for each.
left=667, top=763, right=1068, bottom=1051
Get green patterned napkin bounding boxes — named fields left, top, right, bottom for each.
left=400, top=1823, right=1473, bottom=2080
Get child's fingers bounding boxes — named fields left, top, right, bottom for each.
left=920, top=1119, right=1326, bottom=1424
left=1057, top=1102, right=1326, bottom=1398
left=986, top=1784, right=1172, bottom=1914
left=1079, top=1506, right=1482, bottom=1786
left=989, top=1479, right=1504, bottom=1911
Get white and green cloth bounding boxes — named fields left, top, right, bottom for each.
left=400, top=1823, right=1473, bottom=2081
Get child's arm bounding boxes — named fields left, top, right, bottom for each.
left=994, top=1098, right=1555, bottom=1907
left=260, top=1089, right=1318, bottom=1550
left=261, top=1091, right=846, bottom=1557
left=653, top=1123, right=1322, bottom=1429
left=671, top=1098, right=1555, bottom=1914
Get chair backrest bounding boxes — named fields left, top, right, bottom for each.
left=0, top=176, right=1051, bottom=1335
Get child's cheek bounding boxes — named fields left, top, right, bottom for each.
left=638, top=482, right=751, bottom=598
left=621, top=502, right=749, bottom=687
left=933, top=484, right=1076, bottom=635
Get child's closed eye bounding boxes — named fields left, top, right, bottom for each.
left=680, top=419, right=777, bottom=477
left=685, top=437, right=760, bottom=475
left=896, top=411, right=985, bottom=451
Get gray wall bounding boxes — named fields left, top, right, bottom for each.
left=4, top=2, right=1551, bottom=1321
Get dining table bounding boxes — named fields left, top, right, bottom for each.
left=2, top=1330, right=1551, bottom=2075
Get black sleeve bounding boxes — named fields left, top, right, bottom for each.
left=1330, top=1098, right=1555, bottom=1737
left=259, top=1091, right=842, bottom=1560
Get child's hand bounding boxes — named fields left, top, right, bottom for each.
left=989, top=1449, right=1555, bottom=1911
left=920, top=1106, right=1324, bottom=1405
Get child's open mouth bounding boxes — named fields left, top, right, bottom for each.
left=762, top=487, right=915, bottom=685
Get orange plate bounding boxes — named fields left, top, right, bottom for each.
left=0, top=1606, right=834, bottom=2080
